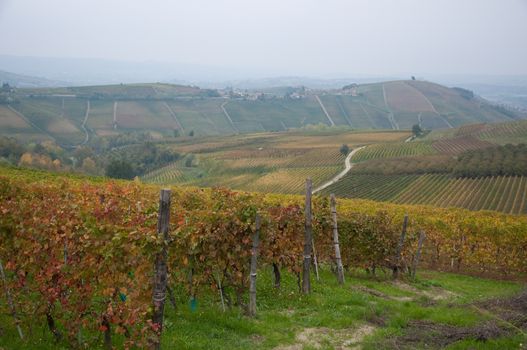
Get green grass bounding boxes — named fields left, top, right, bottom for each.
left=2, top=268, right=523, bottom=349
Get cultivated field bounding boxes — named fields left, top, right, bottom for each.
left=142, top=130, right=411, bottom=194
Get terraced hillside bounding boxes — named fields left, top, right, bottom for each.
left=1, top=80, right=523, bottom=144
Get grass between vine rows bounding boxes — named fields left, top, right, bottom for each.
left=1, top=267, right=524, bottom=350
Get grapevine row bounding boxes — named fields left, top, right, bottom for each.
left=1, top=169, right=527, bottom=348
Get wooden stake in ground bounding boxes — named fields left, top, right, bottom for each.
left=248, top=214, right=261, bottom=317
left=393, top=213, right=408, bottom=279
left=330, top=194, right=345, bottom=284
left=302, top=178, right=313, bottom=294
left=411, top=230, right=426, bottom=278
left=0, top=259, right=23, bottom=340
left=151, top=189, right=171, bottom=350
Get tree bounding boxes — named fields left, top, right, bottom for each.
left=81, top=157, right=97, bottom=174
left=188, top=130, right=195, bottom=137
left=340, top=144, right=350, bottom=156
left=173, top=129, right=180, bottom=138
left=105, top=160, right=134, bottom=179
left=412, top=124, right=423, bottom=137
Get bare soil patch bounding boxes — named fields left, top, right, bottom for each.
left=383, top=289, right=527, bottom=349
left=274, top=324, right=376, bottom=350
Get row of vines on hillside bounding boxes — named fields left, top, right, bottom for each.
left=1, top=174, right=527, bottom=348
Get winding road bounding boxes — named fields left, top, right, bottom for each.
left=79, top=100, right=91, bottom=145
left=313, top=146, right=366, bottom=194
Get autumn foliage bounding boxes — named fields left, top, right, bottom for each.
left=1, top=168, right=527, bottom=347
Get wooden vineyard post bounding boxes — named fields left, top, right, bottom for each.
left=411, top=231, right=426, bottom=278
left=0, top=259, right=23, bottom=340
left=330, top=194, right=345, bottom=285
left=302, top=178, right=313, bottom=294
left=151, top=189, right=171, bottom=350
left=248, top=214, right=261, bottom=317
left=393, top=213, right=408, bottom=279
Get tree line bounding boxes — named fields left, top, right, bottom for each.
left=354, top=144, right=527, bottom=178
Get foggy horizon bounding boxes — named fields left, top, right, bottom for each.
left=1, top=0, right=527, bottom=79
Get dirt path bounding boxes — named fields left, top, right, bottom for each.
left=405, top=82, right=453, bottom=129
left=221, top=100, right=238, bottom=134
left=381, top=84, right=399, bottom=130
left=315, top=95, right=336, bottom=126
left=163, top=101, right=184, bottom=132
left=79, top=100, right=91, bottom=145
left=7, top=105, right=58, bottom=143
left=113, top=101, right=118, bottom=129
left=336, top=96, right=353, bottom=127
left=313, top=146, right=366, bottom=194
left=274, top=324, right=376, bottom=350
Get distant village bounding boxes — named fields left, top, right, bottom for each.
left=217, top=83, right=359, bottom=101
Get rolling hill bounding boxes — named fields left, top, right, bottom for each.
left=0, top=80, right=524, bottom=146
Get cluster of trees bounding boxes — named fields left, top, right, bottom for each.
left=87, top=131, right=154, bottom=153
left=354, top=144, right=527, bottom=178
left=453, top=143, right=527, bottom=178
left=105, top=142, right=180, bottom=179
left=0, top=137, right=71, bottom=171
left=0, top=134, right=182, bottom=180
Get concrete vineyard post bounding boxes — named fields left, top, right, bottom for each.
left=393, top=213, right=408, bottom=279
left=151, top=189, right=171, bottom=350
left=411, top=230, right=426, bottom=278
left=302, top=178, right=313, bottom=294
left=312, top=238, right=320, bottom=281
left=330, top=194, right=345, bottom=284
left=248, top=214, right=261, bottom=317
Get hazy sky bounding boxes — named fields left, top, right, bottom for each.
left=1, top=0, right=526, bottom=77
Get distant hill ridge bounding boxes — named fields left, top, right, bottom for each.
left=0, top=79, right=524, bottom=145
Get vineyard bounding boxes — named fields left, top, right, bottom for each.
left=1, top=167, right=527, bottom=348
left=324, top=173, right=527, bottom=215
left=431, top=136, right=495, bottom=154
left=425, top=119, right=527, bottom=145
left=350, top=142, right=436, bottom=163
left=141, top=131, right=410, bottom=194
left=2, top=80, right=523, bottom=144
